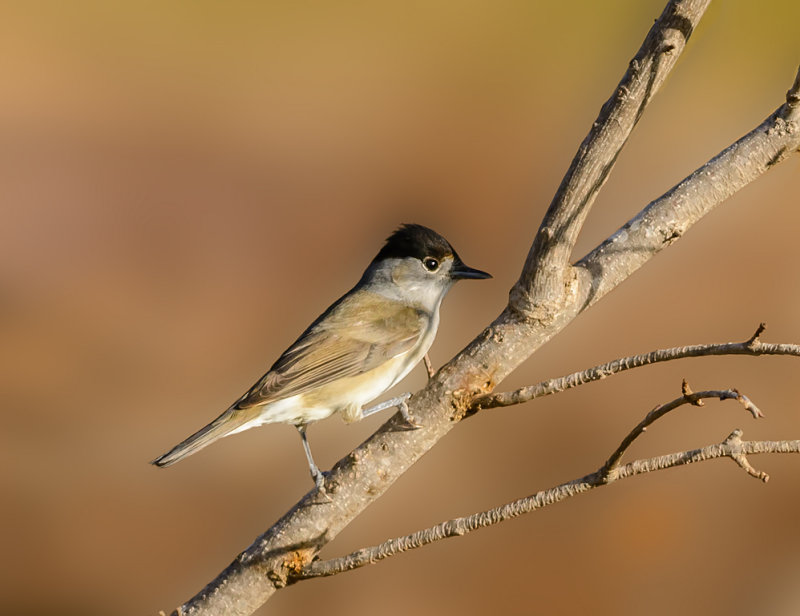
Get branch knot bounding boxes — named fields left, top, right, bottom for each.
left=723, top=430, right=769, bottom=483
left=746, top=322, right=766, bottom=349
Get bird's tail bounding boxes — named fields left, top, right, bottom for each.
left=151, top=408, right=253, bottom=468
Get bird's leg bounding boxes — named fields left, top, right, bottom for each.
left=361, top=393, right=411, bottom=418
left=296, top=424, right=326, bottom=490
left=361, top=392, right=421, bottom=428
left=422, top=353, right=435, bottom=380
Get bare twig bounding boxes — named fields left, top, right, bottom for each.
left=600, top=381, right=763, bottom=480
left=475, top=324, right=800, bottom=411
left=298, top=430, right=795, bottom=579
left=423, top=353, right=436, bottom=380
left=724, top=429, right=771, bottom=482
left=746, top=322, right=767, bottom=347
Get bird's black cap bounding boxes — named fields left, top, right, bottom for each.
left=373, top=223, right=455, bottom=263
left=373, top=223, right=491, bottom=279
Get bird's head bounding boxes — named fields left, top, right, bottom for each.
left=364, top=223, right=491, bottom=310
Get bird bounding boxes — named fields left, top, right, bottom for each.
left=151, top=223, right=491, bottom=489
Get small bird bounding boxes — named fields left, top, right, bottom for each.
left=151, top=224, right=491, bottom=488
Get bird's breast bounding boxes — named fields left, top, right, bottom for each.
left=301, top=352, right=412, bottom=422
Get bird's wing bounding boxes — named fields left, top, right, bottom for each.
left=234, top=292, right=426, bottom=409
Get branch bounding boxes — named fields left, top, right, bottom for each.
left=423, top=353, right=436, bottom=380
left=574, top=66, right=800, bottom=307
left=599, top=380, right=763, bottom=480
left=513, top=0, right=711, bottom=316
left=298, top=420, right=791, bottom=579
left=475, top=323, right=800, bottom=411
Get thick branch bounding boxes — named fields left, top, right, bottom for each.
left=575, top=67, right=800, bottom=307
left=513, top=0, right=710, bottom=315
left=299, top=431, right=796, bottom=579
left=475, top=324, right=800, bottom=411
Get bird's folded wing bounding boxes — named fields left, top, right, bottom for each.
left=234, top=293, right=426, bottom=409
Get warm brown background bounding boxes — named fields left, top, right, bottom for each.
left=2, top=1, right=799, bottom=615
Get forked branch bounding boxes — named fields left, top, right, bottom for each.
left=514, top=0, right=711, bottom=314
left=298, top=389, right=788, bottom=580
left=599, top=379, right=763, bottom=480
left=574, top=66, right=800, bottom=306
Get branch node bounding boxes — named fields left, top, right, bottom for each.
left=682, top=379, right=704, bottom=406
left=787, top=67, right=800, bottom=108
left=723, top=428, right=743, bottom=443
left=724, top=429, right=770, bottom=483
left=746, top=322, right=767, bottom=349
left=267, top=567, right=289, bottom=589
left=599, top=466, right=618, bottom=484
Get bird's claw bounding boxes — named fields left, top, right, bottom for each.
left=399, top=399, right=422, bottom=429
left=311, top=469, right=332, bottom=501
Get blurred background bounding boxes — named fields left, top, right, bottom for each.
left=2, top=1, right=799, bottom=614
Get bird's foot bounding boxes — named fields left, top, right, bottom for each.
left=361, top=392, right=421, bottom=428
left=398, top=398, right=422, bottom=429
left=310, top=468, right=332, bottom=501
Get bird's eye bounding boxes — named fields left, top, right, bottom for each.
left=423, top=257, right=439, bottom=271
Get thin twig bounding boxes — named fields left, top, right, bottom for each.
left=301, top=384, right=770, bottom=578
left=600, top=381, right=763, bottom=480
left=746, top=322, right=767, bottom=347
left=297, top=431, right=795, bottom=579
left=423, top=354, right=436, bottom=380
left=474, top=324, right=799, bottom=411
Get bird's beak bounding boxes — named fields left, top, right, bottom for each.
left=451, top=260, right=492, bottom=280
